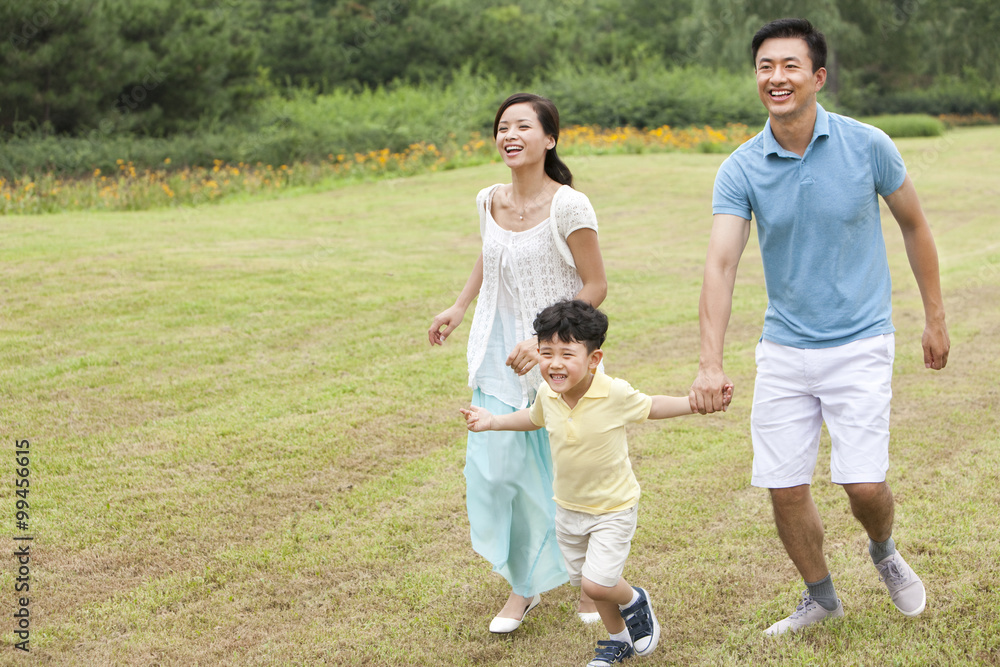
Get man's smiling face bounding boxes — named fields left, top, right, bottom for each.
left=755, top=36, right=826, bottom=122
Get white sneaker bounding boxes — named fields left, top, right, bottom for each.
left=875, top=551, right=926, bottom=616
left=764, top=591, right=844, bottom=636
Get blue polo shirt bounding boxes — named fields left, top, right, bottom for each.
left=713, top=105, right=907, bottom=348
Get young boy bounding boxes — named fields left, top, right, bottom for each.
left=462, top=299, right=731, bottom=666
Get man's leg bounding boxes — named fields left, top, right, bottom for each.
left=843, top=481, right=894, bottom=544
left=821, top=336, right=925, bottom=616
left=770, top=484, right=828, bottom=582
left=844, top=480, right=926, bottom=616
left=763, top=484, right=846, bottom=635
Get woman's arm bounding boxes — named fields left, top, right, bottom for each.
left=506, top=228, right=607, bottom=374
left=566, top=228, right=607, bottom=307
left=428, top=253, right=484, bottom=346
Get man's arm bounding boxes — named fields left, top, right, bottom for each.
left=883, top=175, right=950, bottom=370
left=690, top=213, right=751, bottom=414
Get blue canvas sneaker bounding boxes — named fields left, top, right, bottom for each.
left=586, top=640, right=634, bottom=667
left=619, top=587, right=660, bottom=656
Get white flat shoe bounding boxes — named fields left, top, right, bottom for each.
left=578, top=611, right=601, bottom=624
left=489, top=594, right=541, bottom=634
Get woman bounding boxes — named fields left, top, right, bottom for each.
left=428, top=93, right=607, bottom=633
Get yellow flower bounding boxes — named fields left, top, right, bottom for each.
left=164, top=157, right=171, bottom=164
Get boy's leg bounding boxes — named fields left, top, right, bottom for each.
left=581, top=577, right=633, bottom=635
left=577, top=506, right=660, bottom=657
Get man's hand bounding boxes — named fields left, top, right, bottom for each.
left=923, top=320, right=950, bottom=370
left=690, top=368, right=734, bottom=414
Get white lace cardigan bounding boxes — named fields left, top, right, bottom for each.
left=466, top=183, right=599, bottom=402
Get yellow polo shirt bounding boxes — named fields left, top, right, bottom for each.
left=529, top=371, right=652, bottom=515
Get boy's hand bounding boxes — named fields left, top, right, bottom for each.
left=722, top=383, right=734, bottom=411
left=460, top=406, right=494, bottom=432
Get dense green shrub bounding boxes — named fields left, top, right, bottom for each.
left=858, top=115, right=945, bottom=138
left=0, top=62, right=766, bottom=178
left=536, top=61, right=766, bottom=129
left=838, top=71, right=1000, bottom=118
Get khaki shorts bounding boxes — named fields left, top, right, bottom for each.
left=555, top=505, right=637, bottom=588
left=751, top=334, right=894, bottom=488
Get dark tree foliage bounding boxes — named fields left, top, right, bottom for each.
left=1, top=0, right=997, bottom=136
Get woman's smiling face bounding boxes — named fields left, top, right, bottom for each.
left=494, top=102, right=555, bottom=168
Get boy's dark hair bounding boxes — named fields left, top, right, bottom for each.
left=533, top=299, right=608, bottom=353
left=751, top=18, right=827, bottom=73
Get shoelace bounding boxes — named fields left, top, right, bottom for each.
left=790, top=593, right=818, bottom=619
left=878, top=559, right=906, bottom=585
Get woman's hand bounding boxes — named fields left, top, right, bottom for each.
left=506, top=336, right=540, bottom=375
left=428, top=305, right=465, bottom=346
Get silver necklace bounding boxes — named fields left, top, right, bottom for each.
left=508, top=187, right=546, bottom=221
left=507, top=190, right=527, bottom=220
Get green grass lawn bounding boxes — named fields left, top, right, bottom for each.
left=2, top=127, right=998, bottom=666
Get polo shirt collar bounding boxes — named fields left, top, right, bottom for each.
left=762, top=103, right=831, bottom=158
left=583, top=370, right=612, bottom=398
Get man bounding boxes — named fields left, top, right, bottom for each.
left=690, top=18, right=949, bottom=635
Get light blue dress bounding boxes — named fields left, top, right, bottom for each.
left=464, top=296, right=568, bottom=598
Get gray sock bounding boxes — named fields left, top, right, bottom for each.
left=869, top=535, right=896, bottom=564
left=805, top=574, right=840, bottom=612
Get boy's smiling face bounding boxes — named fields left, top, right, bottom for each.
left=538, top=333, right=603, bottom=404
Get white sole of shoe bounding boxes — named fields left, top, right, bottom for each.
left=489, top=594, right=541, bottom=633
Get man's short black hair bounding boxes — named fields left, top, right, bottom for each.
left=751, top=18, right=827, bottom=73
left=533, top=299, right=608, bottom=353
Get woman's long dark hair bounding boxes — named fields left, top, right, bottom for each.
left=493, top=93, right=573, bottom=187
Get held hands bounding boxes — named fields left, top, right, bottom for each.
left=460, top=406, right=494, bottom=432
left=689, top=368, right=735, bottom=415
left=506, top=336, right=540, bottom=376
left=428, top=305, right=465, bottom=346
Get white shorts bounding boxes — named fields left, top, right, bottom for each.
left=555, top=505, right=637, bottom=588
left=751, top=334, right=894, bottom=488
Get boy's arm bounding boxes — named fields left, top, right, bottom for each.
left=647, top=395, right=695, bottom=420
left=461, top=406, right=539, bottom=432
left=648, top=384, right=732, bottom=420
